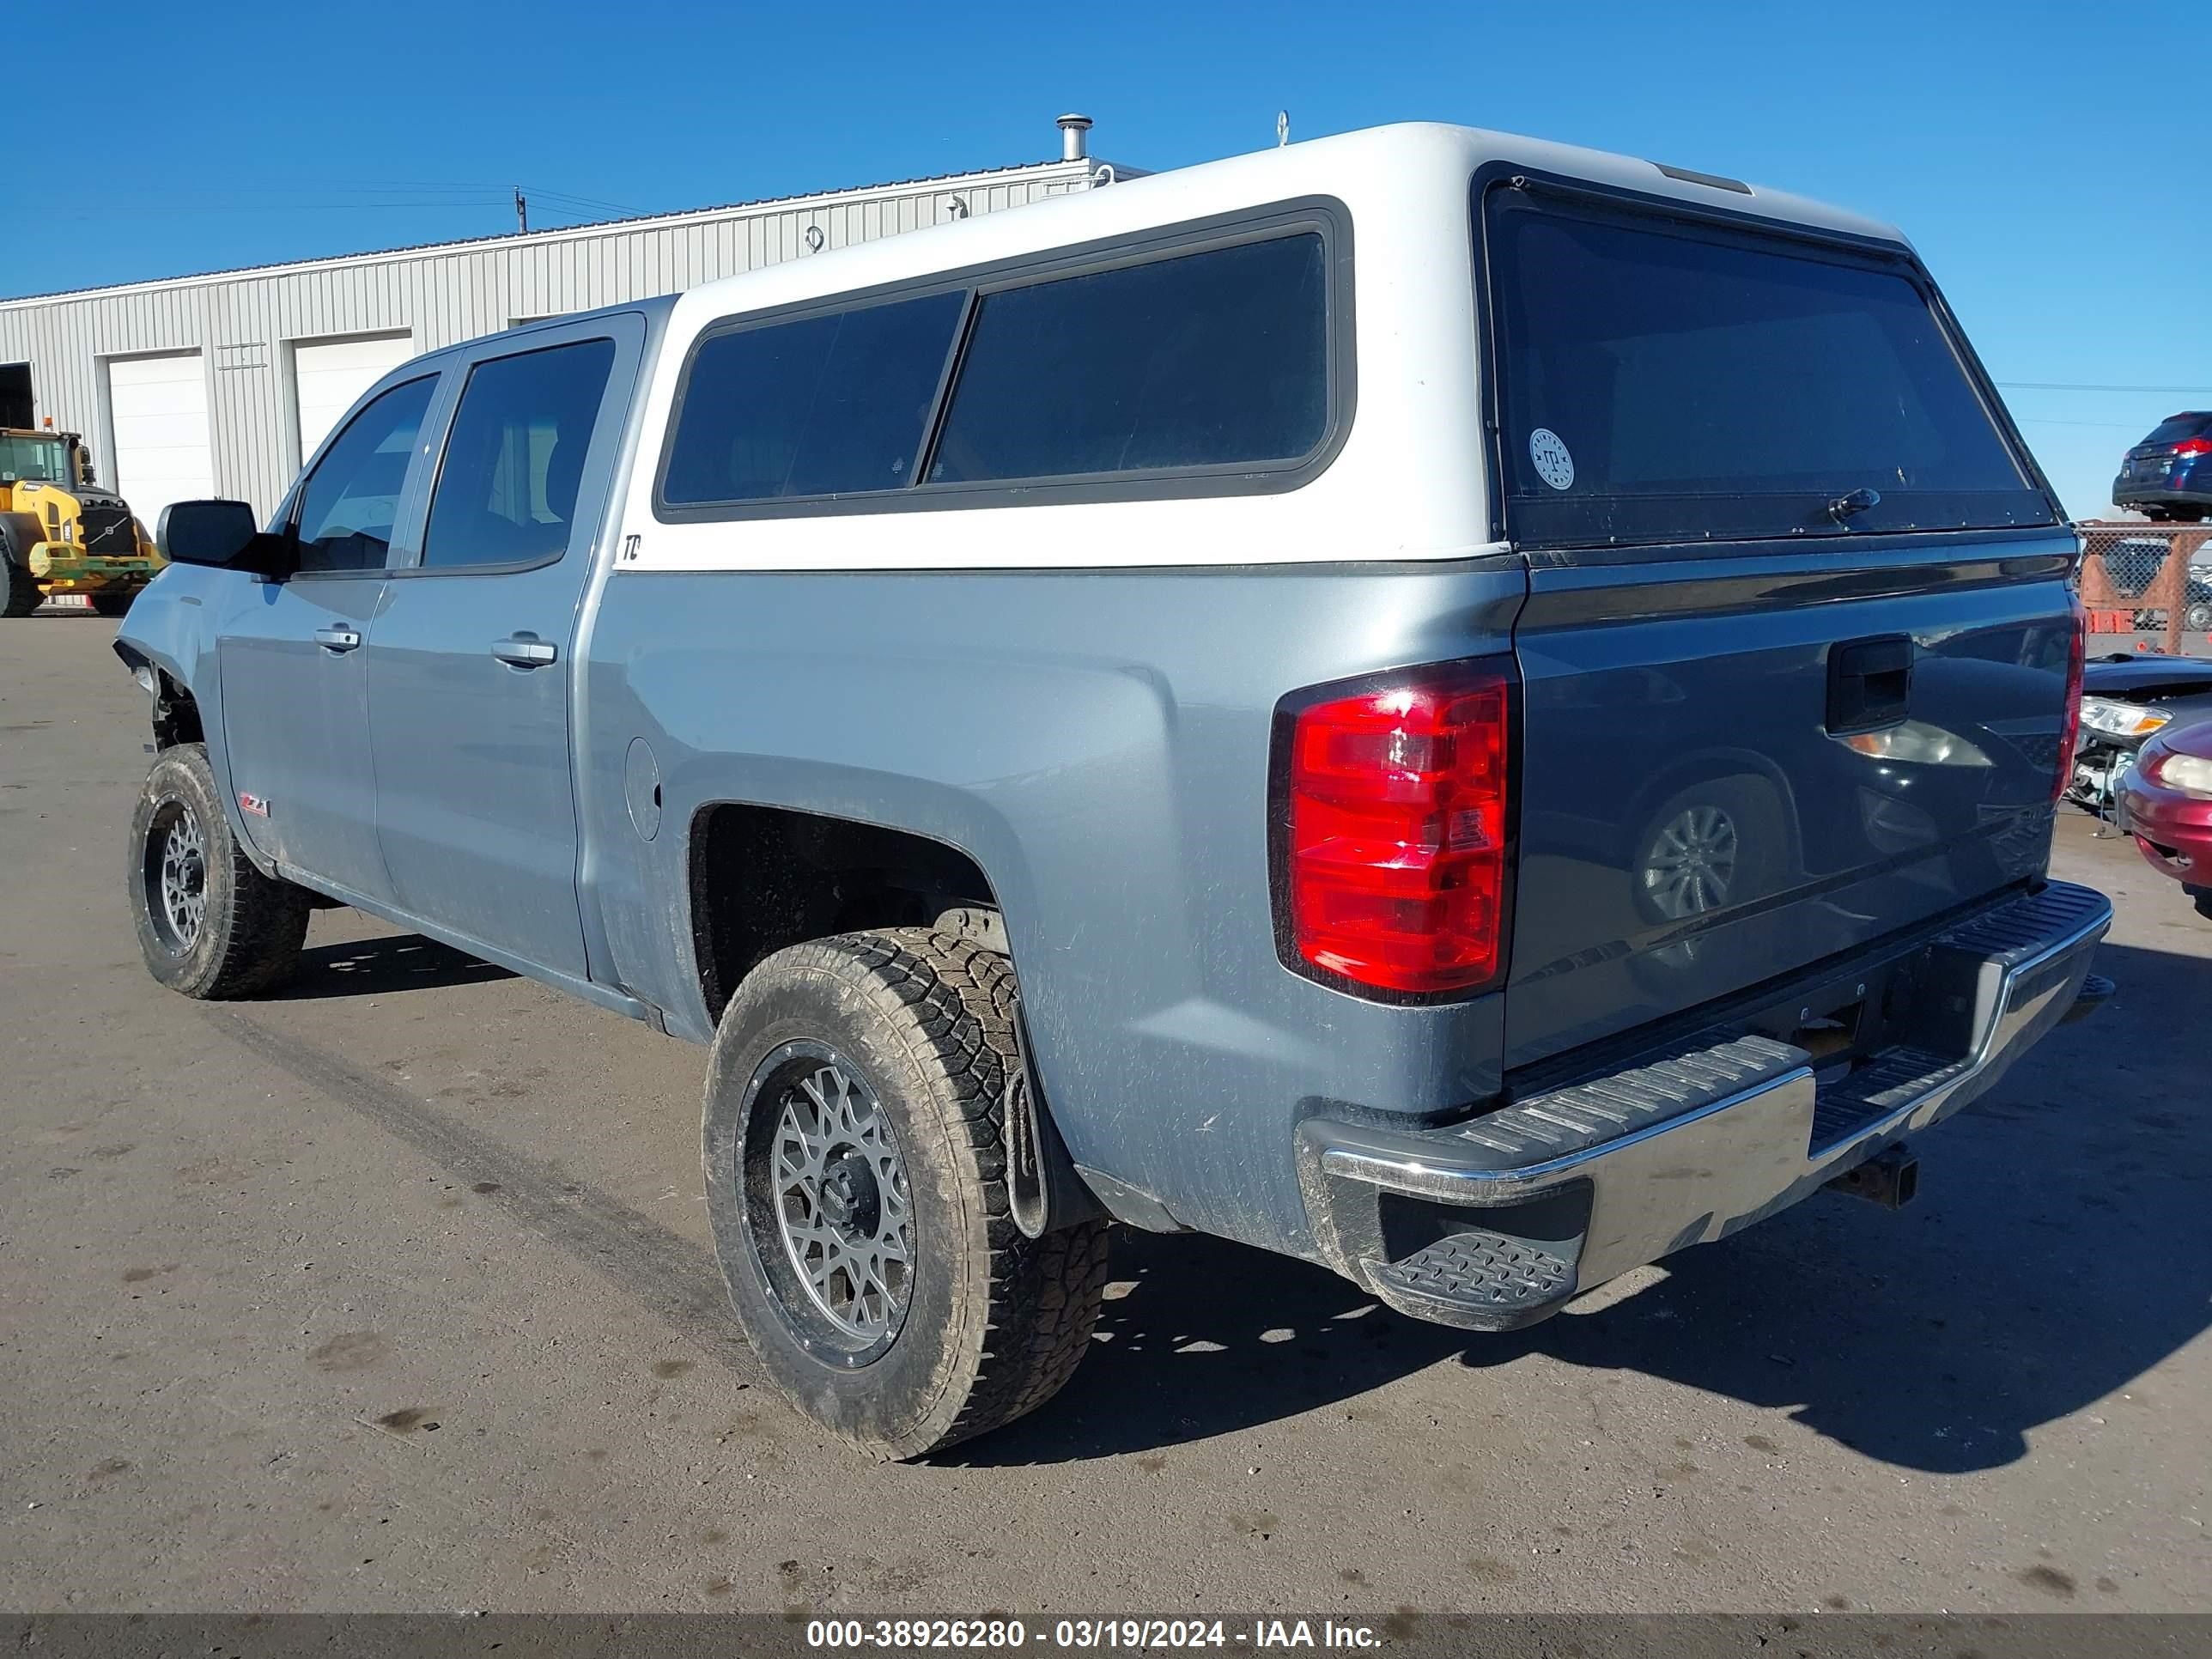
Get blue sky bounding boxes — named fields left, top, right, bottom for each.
left=12, top=0, right=2207, bottom=516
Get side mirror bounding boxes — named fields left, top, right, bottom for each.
left=156, top=500, right=294, bottom=576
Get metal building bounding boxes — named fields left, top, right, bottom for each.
left=0, top=117, right=1122, bottom=526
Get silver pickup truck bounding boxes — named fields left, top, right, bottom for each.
left=116, top=123, right=2110, bottom=1459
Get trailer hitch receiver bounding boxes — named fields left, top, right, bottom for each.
left=1825, top=1142, right=1920, bottom=1210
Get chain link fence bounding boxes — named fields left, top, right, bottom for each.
left=2075, top=520, right=2212, bottom=653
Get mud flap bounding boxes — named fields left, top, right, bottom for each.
left=1005, top=1003, right=1105, bottom=1238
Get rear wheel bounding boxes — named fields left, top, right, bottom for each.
left=0, top=557, right=39, bottom=617
left=702, top=928, right=1111, bottom=1460
left=127, top=743, right=311, bottom=998
left=2186, top=599, right=2211, bottom=634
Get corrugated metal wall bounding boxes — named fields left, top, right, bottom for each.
left=0, top=161, right=1094, bottom=516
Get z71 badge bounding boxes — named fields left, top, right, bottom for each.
left=238, top=792, right=270, bottom=818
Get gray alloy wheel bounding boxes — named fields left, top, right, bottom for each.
left=148, top=800, right=209, bottom=954
left=759, top=1046, right=915, bottom=1347
left=1639, top=801, right=1741, bottom=919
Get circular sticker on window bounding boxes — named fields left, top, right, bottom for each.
left=1528, top=428, right=1575, bottom=491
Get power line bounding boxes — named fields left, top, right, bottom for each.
left=49, top=201, right=510, bottom=213
left=520, top=185, right=646, bottom=216
left=1998, top=381, right=2212, bottom=396
left=42, top=179, right=645, bottom=221
left=2014, top=416, right=2156, bottom=431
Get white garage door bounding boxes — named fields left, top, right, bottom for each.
left=106, top=352, right=215, bottom=533
left=293, top=333, right=416, bottom=464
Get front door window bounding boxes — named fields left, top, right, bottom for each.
left=293, top=376, right=436, bottom=573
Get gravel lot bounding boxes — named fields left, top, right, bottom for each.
left=2, top=610, right=2206, bottom=1616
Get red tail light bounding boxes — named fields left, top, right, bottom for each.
left=2173, top=437, right=2212, bottom=457
left=1279, top=659, right=1516, bottom=996
left=2052, top=599, right=2085, bottom=804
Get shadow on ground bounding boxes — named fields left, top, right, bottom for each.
left=274, top=931, right=514, bottom=1000
left=951, top=940, right=2210, bottom=1471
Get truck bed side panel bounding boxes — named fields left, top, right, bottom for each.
left=580, top=562, right=1523, bottom=1258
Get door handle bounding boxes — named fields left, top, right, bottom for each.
left=490, top=635, right=558, bottom=668
left=313, top=625, right=362, bottom=653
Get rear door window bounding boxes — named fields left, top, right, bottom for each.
left=420, top=338, right=618, bottom=569
left=1483, top=192, right=2053, bottom=549
left=927, top=233, right=1328, bottom=483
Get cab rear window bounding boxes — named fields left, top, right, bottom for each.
left=1483, top=191, right=2055, bottom=549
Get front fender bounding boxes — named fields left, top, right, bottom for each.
left=112, top=567, right=270, bottom=875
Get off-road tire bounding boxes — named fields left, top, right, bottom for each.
left=91, top=588, right=136, bottom=618
left=703, top=927, right=1112, bottom=1460
left=128, top=743, right=311, bottom=998
left=0, top=556, right=39, bottom=617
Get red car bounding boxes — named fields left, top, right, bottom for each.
left=2118, top=720, right=2212, bottom=918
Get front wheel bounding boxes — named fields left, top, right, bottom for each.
left=0, top=558, right=39, bottom=617
left=128, top=743, right=312, bottom=998
left=2186, top=599, right=2211, bottom=634
left=702, top=928, right=1111, bottom=1459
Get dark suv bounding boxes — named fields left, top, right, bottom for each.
left=2114, top=410, right=2212, bottom=521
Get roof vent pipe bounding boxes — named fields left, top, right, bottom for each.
left=1057, top=113, right=1092, bottom=162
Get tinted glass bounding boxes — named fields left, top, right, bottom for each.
left=294, top=376, right=436, bottom=573
left=1486, top=201, right=2050, bottom=547
left=421, top=338, right=617, bottom=568
left=928, top=233, right=1328, bottom=483
left=0, top=434, right=71, bottom=484
left=2143, top=414, right=2212, bottom=447
left=663, top=290, right=964, bottom=505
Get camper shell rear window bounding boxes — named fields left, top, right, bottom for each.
left=1479, top=179, right=2057, bottom=550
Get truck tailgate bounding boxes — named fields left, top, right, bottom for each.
left=1504, top=538, right=2078, bottom=1070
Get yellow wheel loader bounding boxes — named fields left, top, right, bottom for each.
left=0, top=428, right=166, bottom=617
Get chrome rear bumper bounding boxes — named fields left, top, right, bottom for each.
left=1298, top=881, right=2112, bottom=1330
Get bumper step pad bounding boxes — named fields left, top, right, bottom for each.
left=1370, top=1232, right=1573, bottom=1324
left=1451, top=1032, right=1805, bottom=1165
